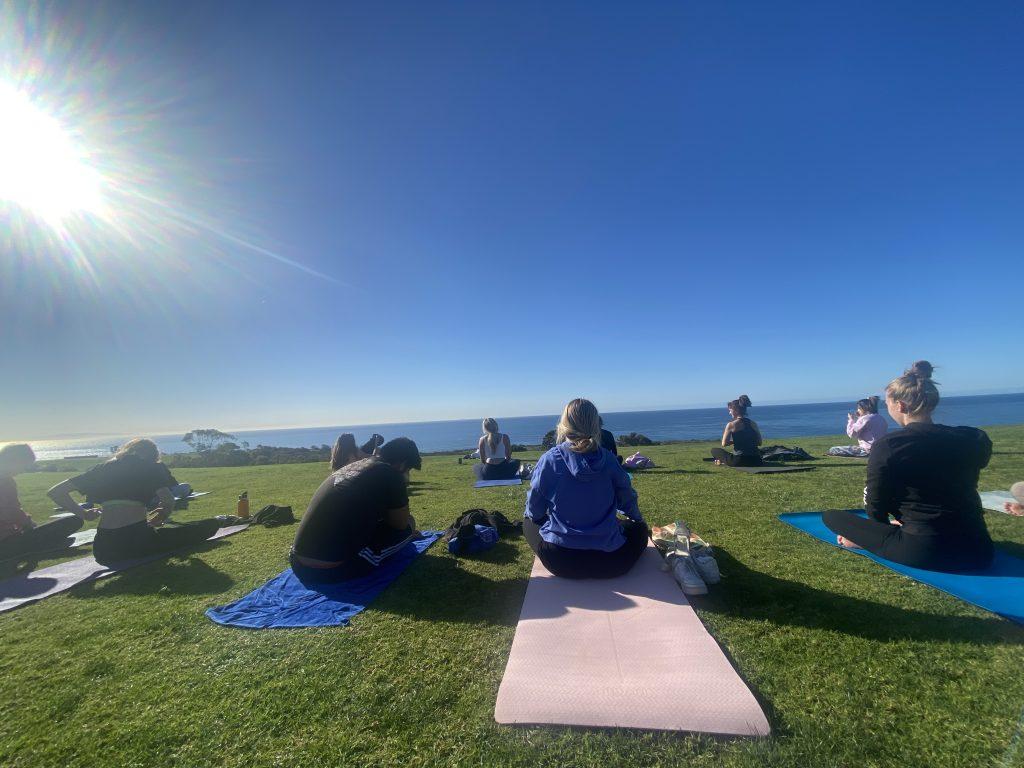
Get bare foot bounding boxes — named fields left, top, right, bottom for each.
left=713, top=459, right=722, bottom=466
left=1004, top=502, right=1024, bottom=517
left=837, top=535, right=862, bottom=549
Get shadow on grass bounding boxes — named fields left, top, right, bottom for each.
left=70, top=548, right=236, bottom=599
left=994, top=540, right=1024, bottom=560
left=644, top=469, right=713, bottom=476
left=373, top=552, right=529, bottom=627
left=693, top=549, right=1023, bottom=644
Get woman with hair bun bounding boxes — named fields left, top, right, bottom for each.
left=524, top=398, right=648, bottom=578
left=823, top=361, right=995, bottom=572
left=711, top=395, right=763, bottom=467
left=827, top=395, right=888, bottom=457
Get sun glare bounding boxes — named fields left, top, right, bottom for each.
left=0, top=81, right=107, bottom=224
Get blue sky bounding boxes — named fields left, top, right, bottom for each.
left=2, top=1, right=1023, bottom=440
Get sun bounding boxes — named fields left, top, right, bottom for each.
left=0, top=81, right=107, bottom=224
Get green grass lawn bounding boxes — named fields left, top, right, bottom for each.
left=3, top=428, right=1024, bottom=768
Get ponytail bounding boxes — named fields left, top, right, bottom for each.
left=556, top=398, right=602, bottom=453
left=856, top=395, right=880, bottom=415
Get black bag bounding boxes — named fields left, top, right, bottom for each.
left=444, top=509, right=521, bottom=544
left=252, top=504, right=296, bottom=527
left=759, top=445, right=815, bottom=462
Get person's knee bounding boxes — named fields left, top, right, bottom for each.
left=821, top=509, right=849, bottom=532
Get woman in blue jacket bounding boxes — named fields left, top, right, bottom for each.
left=524, top=398, right=649, bottom=579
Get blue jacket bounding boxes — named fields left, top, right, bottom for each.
left=525, top=442, right=643, bottom=551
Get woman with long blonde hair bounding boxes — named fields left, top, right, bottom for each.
left=48, top=438, right=222, bottom=566
left=524, top=398, right=648, bottom=578
left=823, top=361, right=994, bottom=572
left=475, top=418, right=521, bottom=481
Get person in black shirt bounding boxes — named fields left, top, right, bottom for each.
left=711, top=395, right=763, bottom=467
left=291, top=437, right=422, bottom=583
left=599, top=418, right=623, bottom=464
left=48, top=438, right=221, bottom=566
left=823, top=361, right=994, bottom=572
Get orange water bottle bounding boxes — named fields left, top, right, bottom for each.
left=237, top=491, right=250, bottom=519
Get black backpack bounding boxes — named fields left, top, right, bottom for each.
left=444, top=509, right=521, bottom=544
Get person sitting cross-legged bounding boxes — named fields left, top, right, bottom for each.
left=0, top=444, right=85, bottom=561
left=524, top=398, right=648, bottom=579
left=823, top=361, right=994, bottom=573
left=290, top=437, right=422, bottom=583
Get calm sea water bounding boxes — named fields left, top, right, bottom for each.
left=23, top=393, right=1024, bottom=461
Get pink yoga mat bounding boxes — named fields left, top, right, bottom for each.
left=0, top=524, right=249, bottom=614
left=494, top=545, right=770, bottom=736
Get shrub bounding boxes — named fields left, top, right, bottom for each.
left=617, top=432, right=656, bottom=447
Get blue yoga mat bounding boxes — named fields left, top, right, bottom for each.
left=206, top=531, right=441, bottom=629
left=779, top=511, right=1024, bottom=625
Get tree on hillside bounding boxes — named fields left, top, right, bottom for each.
left=182, top=429, right=237, bottom=453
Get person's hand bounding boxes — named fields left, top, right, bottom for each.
left=147, top=508, right=170, bottom=527
left=848, top=413, right=855, bottom=421
left=79, top=506, right=100, bottom=521
left=889, top=518, right=903, bottom=527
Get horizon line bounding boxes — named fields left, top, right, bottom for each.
left=9, top=389, right=1024, bottom=444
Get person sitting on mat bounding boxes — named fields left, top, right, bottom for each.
left=524, top=398, right=648, bottom=579
left=47, top=438, right=222, bottom=567
left=711, top=395, right=763, bottom=467
left=0, top=444, right=87, bottom=561
left=291, top=437, right=422, bottom=583
left=823, top=361, right=995, bottom=572
left=475, top=418, right=522, bottom=481
left=329, top=433, right=366, bottom=472
left=827, top=396, right=888, bottom=457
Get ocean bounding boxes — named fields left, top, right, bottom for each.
left=21, top=393, right=1024, bottom=461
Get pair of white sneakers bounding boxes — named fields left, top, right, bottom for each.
left=667, top=521, right=720, bottom=596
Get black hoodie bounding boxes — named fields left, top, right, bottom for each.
left=864, top=422, right=992, bottom=539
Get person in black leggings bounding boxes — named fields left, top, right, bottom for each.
left=524, top=398, right=649, bottom=579
left=823, top=361, right=994, bottom=573
left=0, top=444, right=86, bottom=560
left=711, top=395, right=763, bottom=467
left=48, top=438, right=221, bottom=567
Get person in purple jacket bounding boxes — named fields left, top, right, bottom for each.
left=827, top=395, right=889, bottom=457
left=524, top=398, right=649, bottom=579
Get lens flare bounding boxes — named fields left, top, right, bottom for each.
left=0, top=81, right=107, bottom=223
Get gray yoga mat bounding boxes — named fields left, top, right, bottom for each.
left=980, top=491, right=1018, bottom=513
left=0, top=524, right=249, bottom=614
left=474, top=478, right=523, bottom=488
left=494, top=545, right=770, bottom=735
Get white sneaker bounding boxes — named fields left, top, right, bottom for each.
left=670, top=555, right=708, bottom=595
left=691, top=547, right=721, bottom=585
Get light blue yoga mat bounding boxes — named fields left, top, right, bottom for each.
left=205, top=531, right=442, bottom=629
left=779, top=511, right=1024, bottom=625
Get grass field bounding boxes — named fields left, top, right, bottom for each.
left=3, top=427, right=1024, bottom=768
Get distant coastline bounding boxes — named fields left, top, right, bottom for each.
left=17, top=393, right=1024, bottom=461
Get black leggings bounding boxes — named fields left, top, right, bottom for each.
left=0, top=515, right=84, bottom=560
left=93, top=519, right=222, bottom=566
left=711, top=448, right=763, bottom=467
left=822, top=509, right=994, bottom=573
left=475, top=460, right=521, bottom=481
left=523, top=516, right=649, bottom=579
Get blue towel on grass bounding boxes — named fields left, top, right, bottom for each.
left=779, top=511, right=1024, bottom=625
left=206, top=531, right=441, bottom=628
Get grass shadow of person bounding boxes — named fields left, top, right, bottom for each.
left=692, top=549, right=1023, bottom=645
left=372, top=551, right=529, bottom=627
left=71, top=546, right=236, bottom=599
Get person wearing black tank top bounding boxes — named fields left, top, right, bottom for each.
left=711, top=395, right=763, bottom=467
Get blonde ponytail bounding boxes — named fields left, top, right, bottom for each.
left=555, top=398, right=602, bottom=453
